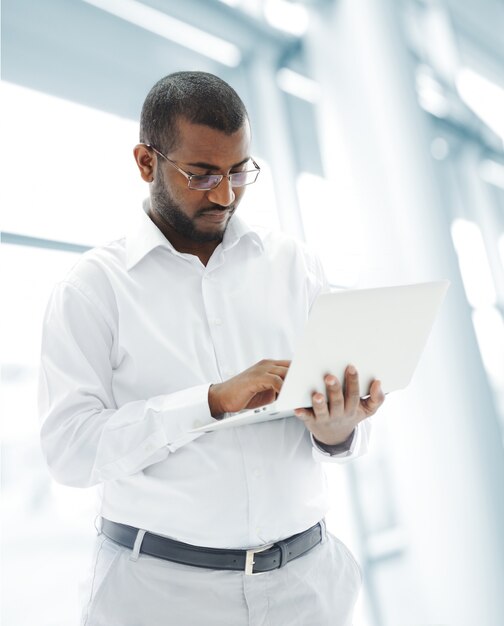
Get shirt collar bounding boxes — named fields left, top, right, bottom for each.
left=221, top=211, right=264, bottom=253
left=125, top=201, right=264, bottom=271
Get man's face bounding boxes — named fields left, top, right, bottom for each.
left=150, top=117, right=252, bottom=244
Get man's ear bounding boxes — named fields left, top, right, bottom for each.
left=133, top=144, right=156, bottom=182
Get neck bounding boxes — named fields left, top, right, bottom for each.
left=147, top=206, right=221, bottom=266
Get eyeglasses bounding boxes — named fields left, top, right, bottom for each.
left=146, top=144, right=261, bottom=191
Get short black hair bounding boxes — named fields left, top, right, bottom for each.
left=139, top=71, right=249, bottom=154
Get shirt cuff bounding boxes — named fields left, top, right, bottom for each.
left=312, top=430, right=355, bottom=455
left=310, top=421, right=367, bottom=463
left=156, top=383, right=216, bottom=452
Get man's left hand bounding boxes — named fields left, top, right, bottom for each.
left=294, top=365, right=385, bottom=446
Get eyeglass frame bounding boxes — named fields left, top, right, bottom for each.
left=144, top=143, right=261, bottom=191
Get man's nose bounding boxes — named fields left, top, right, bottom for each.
left=206, top=176, right=235, bottom=207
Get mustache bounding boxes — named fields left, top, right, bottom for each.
left=198, top=205, right=235, bottom=215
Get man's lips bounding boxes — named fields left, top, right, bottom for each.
left=199, top=208, right=233, bottom=222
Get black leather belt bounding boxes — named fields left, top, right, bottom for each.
left=101, top=518, right=323, bottom=575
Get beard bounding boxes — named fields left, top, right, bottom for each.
left=151, top=172, right=235, bottom=244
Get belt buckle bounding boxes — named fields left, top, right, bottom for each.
left=244, top=543, right=273, bottom=575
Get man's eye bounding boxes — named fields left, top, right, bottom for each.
left=190, top=175, right=221, bottom=190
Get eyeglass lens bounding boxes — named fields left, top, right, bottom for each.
left=188, top=170, right=259, bottom=190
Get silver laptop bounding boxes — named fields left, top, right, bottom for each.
left=190, top=280, right=449, bottom=433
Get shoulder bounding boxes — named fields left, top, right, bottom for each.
left=250, top=227, right=328, bottom=298
left=259, top=229, right=325, bottom=273
left=63, top=238, right=125, bottom=287
left=53, top=238, right=127, bottom=321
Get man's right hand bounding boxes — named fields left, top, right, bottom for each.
left=208, top=359, right=291, bottom=417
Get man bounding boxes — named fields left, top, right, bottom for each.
left=39, top=71, right=384, bottom=626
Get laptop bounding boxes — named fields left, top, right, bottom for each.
left=190, top=280, right=450, bottom=433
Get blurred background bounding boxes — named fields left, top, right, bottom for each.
left=1, top=0, right=504, bottom=624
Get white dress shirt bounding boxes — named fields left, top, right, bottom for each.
left=39, top=207, right=371, bottom=549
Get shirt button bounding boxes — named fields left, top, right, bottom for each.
left=253, top=469, right=261, bottom=478
left=213, top=318, right=223, bottom=326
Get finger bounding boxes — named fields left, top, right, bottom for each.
left=254, top=359, right=290, bottom=374
left=246, top=389, right=277, bottom=409
left=268, top=359, right=291, bottom=368
left=311, top=391, right=330, bottom=421
left=263, top=373, right=286, bottom=394
left=269, top=365, right=290, bottom=380
left=325, top=375, right=344, bottom=414
left=361, top=379, right=385, bottom=416
left=344, top=365, right=360, bottom=414
left=294, top=408, right=314, bottom=422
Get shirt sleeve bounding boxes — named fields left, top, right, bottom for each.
left=310, top=419, right=372, bottom=463
left=39, top=280, right=214, bottom=488
left=305, top=243, right=331, bottom=306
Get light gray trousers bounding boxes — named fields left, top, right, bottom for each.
left=81, top=526, right=362, bottom=626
